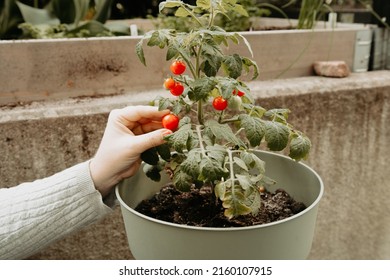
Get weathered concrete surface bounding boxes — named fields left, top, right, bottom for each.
left=1, top=71, right=389, bottom=259
left=0, top=21, right=369, bottom=106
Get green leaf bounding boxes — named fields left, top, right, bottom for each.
left=141, top=147, right=159, bottom=165
left=235, top=174, right=252, bottom=190
left=147, top=30, right=170, bottom=49
left=244, top=187, right=261, bottom=216
left=289, top=132, right=311, bottom=160
left=173, top=169, right=193, bottom=191
left=233, top=157, right=248, bottom=171
left=214, top=180, right=228, bottom=200
left=265, top=121, right=290, bottom=151
left=239, top=114, right=265, bottom=147
left=199, top=157, right=225, bottom=182
left=180, top=150, right=201, bottom=178
left=16, top=1, right=60, bottom=25
left=175, top=6, right=191, bottom=17
left=196, top=0, right=210, bottom=10
left=242, top=57, right=259, bottom=80
left=206, top=145, right=227, bottom=163
left=234, top=4, right=249, bottom=17
left=188, top=77, right=216, bottom=101
left=165, top=123, right=193, bottom=153
left=265, top=108, right=291, bottom=123
left=205, top=120, right=245, bottom=147
left=135, top=41, right=146, bottom=66
left=156, top=143, right=171, bottom=162
left=166, top=44, right=179, bottom=61
left=159, top=0, right=183, bottom=13
left=222, top=54, right=242, bottom=79
left=222, top=189, right=252, bottom=219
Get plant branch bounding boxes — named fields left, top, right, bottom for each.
left=196, top=124, right=207, bottom=157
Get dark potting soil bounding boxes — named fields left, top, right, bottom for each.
left=135, top=183, right=306, bottom=228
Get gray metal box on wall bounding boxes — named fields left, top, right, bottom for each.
left=353, top=29, right=373, bottom=72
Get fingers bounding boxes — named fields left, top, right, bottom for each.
left=115, top=105, right=170, bottom=126
left=130, top=128, right=172, bottom=152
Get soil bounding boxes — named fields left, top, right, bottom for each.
left=135, top=183, right=306, bottom=228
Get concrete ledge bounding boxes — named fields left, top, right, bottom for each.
left=1, top=71, right=390, bottom=259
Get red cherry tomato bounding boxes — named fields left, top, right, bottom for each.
left=170, top=82, right=184, bottom=96
left=233, top=89, right=245, bottom=97
left=212, top=96, right=228, bottom=111
left=164, top=78, right=176, bottom=90
left=162, top=114, right=180, bottom=131
left=170, top=60, right=186, bottom=75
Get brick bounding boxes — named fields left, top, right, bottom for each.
left=313, top=61, right=350, bottom=78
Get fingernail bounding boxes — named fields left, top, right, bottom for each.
left=162, top=129, right=173, bottom=136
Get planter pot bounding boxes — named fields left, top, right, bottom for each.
left=116, top=150, right=324, bottom=260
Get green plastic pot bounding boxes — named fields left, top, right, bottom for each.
left=116, top=150, right=324, bottom=260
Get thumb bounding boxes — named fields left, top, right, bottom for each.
left=131, top=128, right=172, bottom=152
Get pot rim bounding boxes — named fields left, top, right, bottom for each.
left=116, top=151, right=324, bottom=232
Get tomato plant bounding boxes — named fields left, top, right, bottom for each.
left=170, top=60, right=186, bottom=75
left=212, top=96, right=228, bottom=111
left=162, top=114, right=179, bottom=131
left=137, top=0, right=311, bottom=219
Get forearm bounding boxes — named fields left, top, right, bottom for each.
left=0, top=161, right=113, bottom=260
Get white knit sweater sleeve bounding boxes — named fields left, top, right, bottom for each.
left=0, top=161, right=113, bottom=260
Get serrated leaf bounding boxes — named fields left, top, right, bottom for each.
left=241, top=57, right=259, bottom=80
left=175, top=6, right=191, bottom=17
left=173, top=169, right=193, bottom=191
left=166, top=45, right=179, bottom=60
left=222, top=54, right=242, bottom=79
left=135, top=41, right=146, bottom=66
left=235, top=174, right=252, bottom=190
left=214, top=180, right=228, bottom=200
left=265, top=108, right=291, bottom=123
left=239, top=114, right=265, bottom=147
left=157, top=96, right=172, bottom=111
left=205, top=120, right=246, bottom=147
left=166, top=123, right=192, bottom=153
left=188, top=77, right=216, bottom=101
left=147, top=30, right=170, bottom=49
left=234, top=4, right=249, bottom=17
left=233, top=157, right=248, bottom=171
left=140, top=147, right=159, bottom=165
left=289, top=132, right=311, bottom=160
left=196, top=0, right=210, bottom=10
left=265, top=121, right=290, bottom=151
left=180, top=150, right=201, bottom=177
left=206, top=145, right=227, bottom=163
left=244, top=188, right=261, bottom=216
left=222, top=189, right=252, bottom=219
left=199, top=157, right=225, bottom=182
left=159, top=0, right=182, bottom=12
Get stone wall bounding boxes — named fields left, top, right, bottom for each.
left=1, top=71, right=389, bottom=259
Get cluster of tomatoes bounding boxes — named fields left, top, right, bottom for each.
left=161, top=60, right=245, bottom=131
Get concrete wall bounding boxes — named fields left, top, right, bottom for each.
left=1, top=71, right=389, bottom=259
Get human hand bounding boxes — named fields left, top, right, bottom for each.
left=89, top=105, right=172, bottom=197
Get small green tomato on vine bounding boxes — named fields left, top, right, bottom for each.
left=137, top=0, right=311, bottom=219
